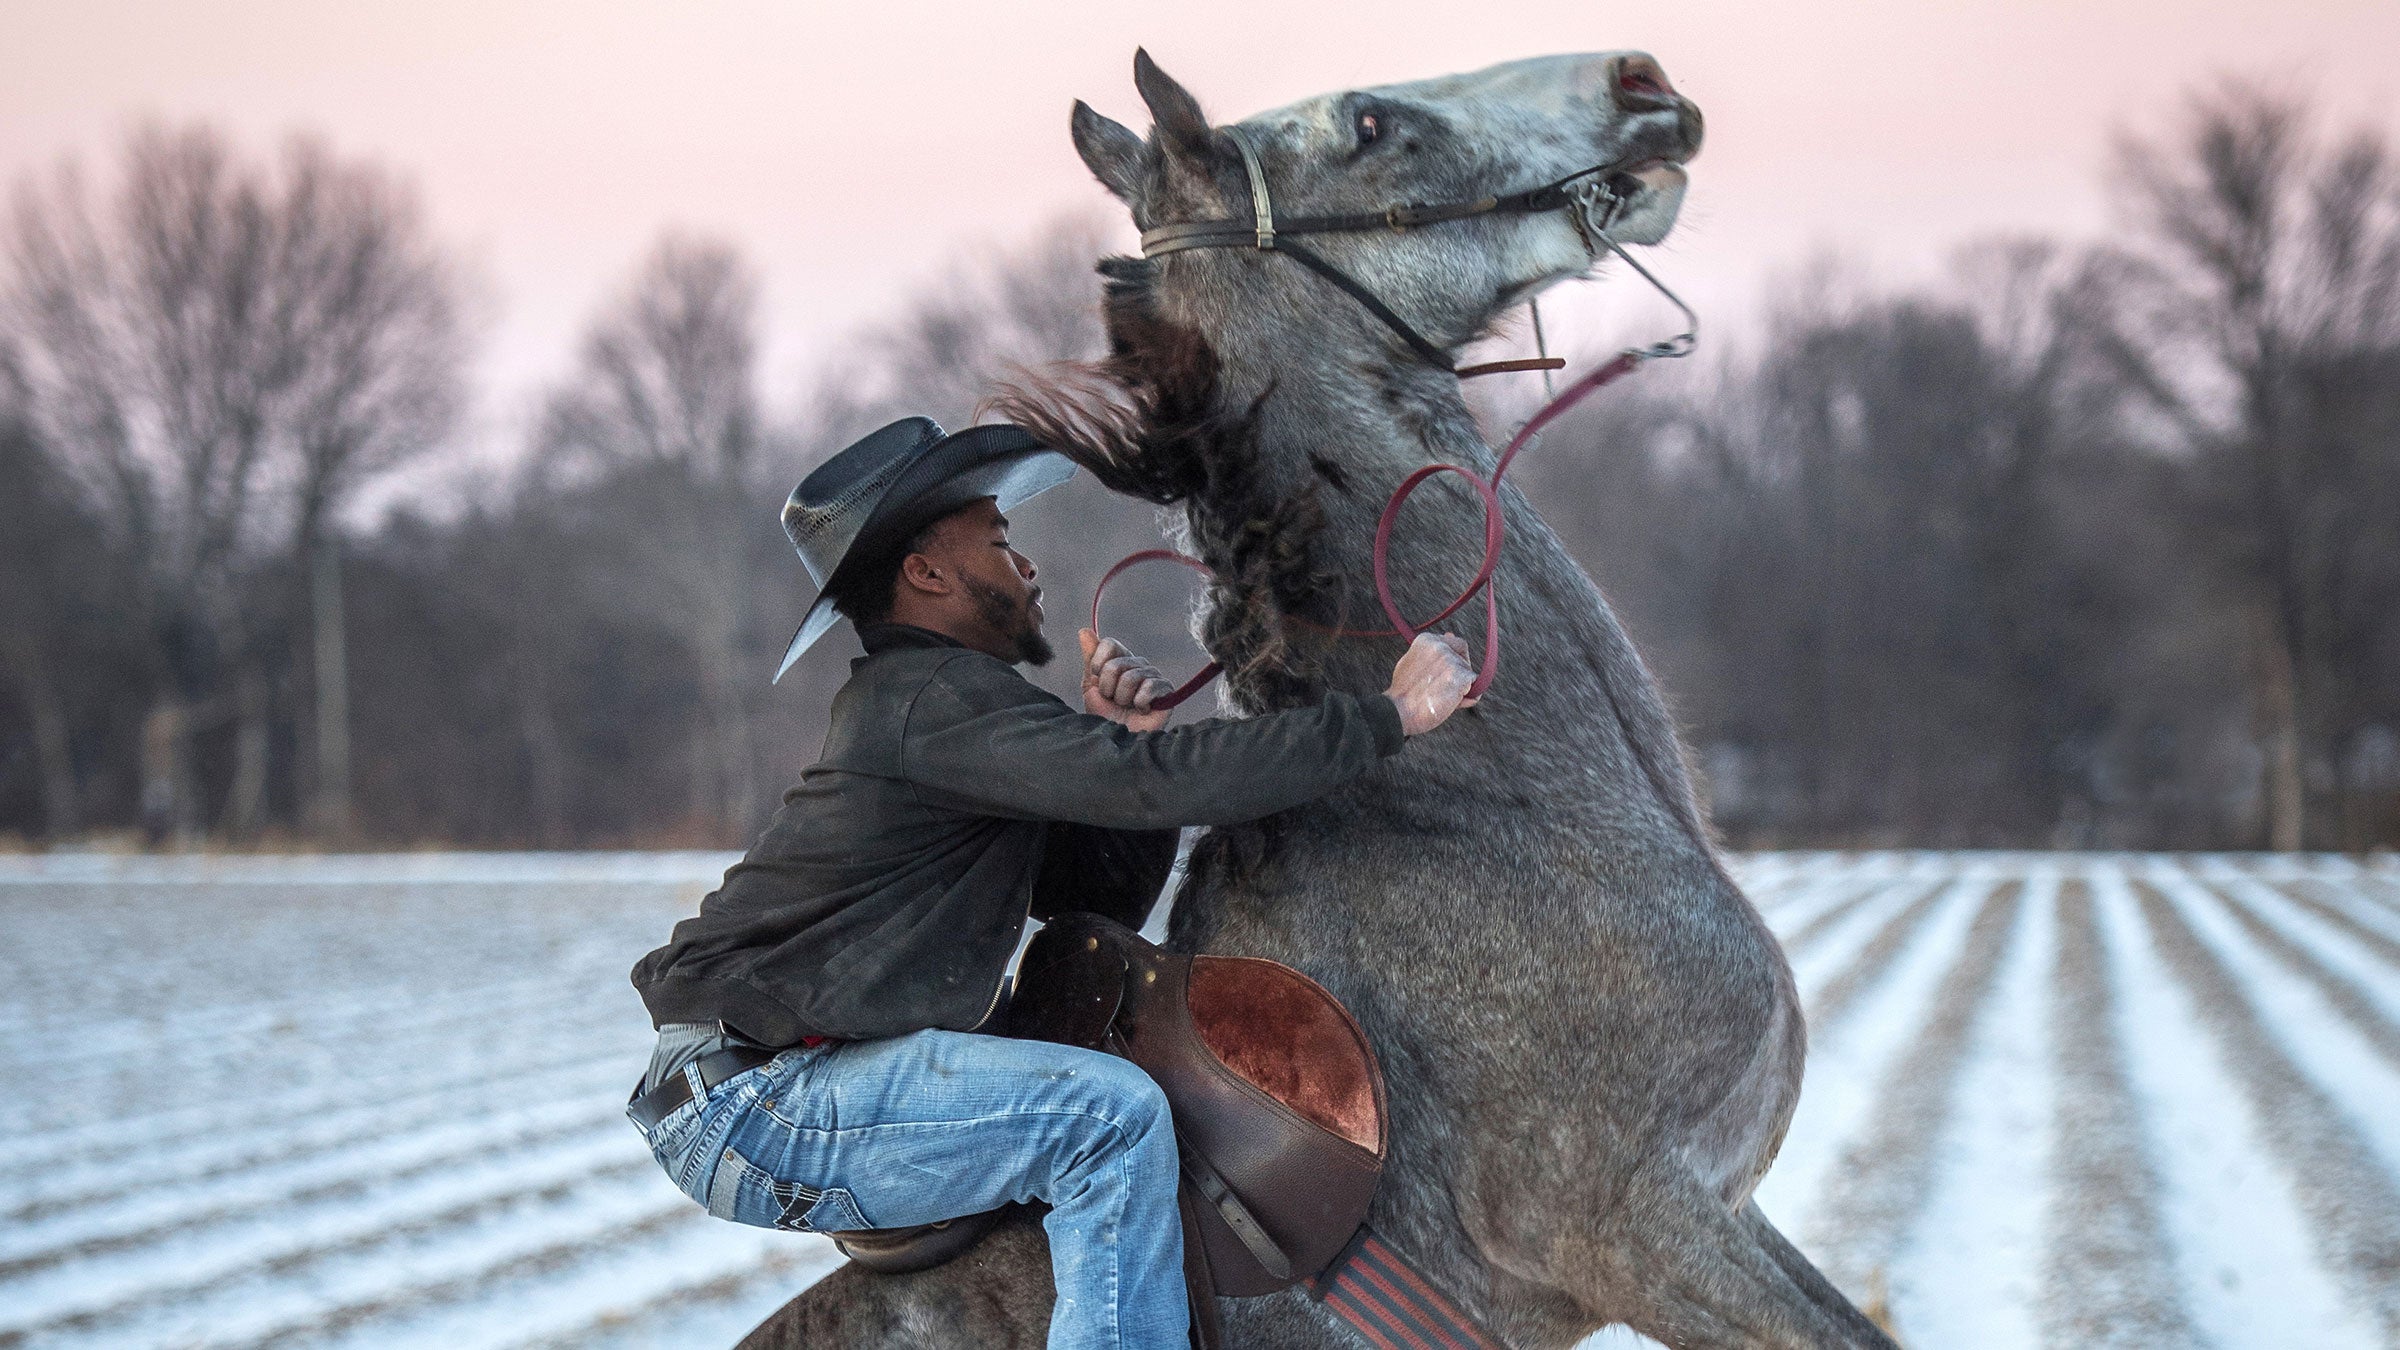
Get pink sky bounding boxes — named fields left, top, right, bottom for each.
left=6, top=0, right=2398, bottom=466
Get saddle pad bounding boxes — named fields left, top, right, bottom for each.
left=1187, top=956, right=1380, bottom=1153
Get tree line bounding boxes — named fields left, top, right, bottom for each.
left=1, top=83, right=2394, bottom=851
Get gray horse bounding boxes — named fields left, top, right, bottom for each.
left=742, top=49, right=1898, bottom=1350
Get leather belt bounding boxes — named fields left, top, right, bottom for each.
left=627, top=1045, right=777, bottom=1133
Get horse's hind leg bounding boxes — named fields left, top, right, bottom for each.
left=1602, top=1177, right=1899, bottom=1350
left=1737, top=1202, right=1900, bottom=1346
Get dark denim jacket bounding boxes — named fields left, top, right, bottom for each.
left=630, top=623, right=1405, bottom=1045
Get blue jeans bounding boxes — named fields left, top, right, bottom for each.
left=634, top=1029, right=1190, bottom=1350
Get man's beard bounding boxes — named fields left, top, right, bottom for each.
left=968, top=578, right=1052, bottom=666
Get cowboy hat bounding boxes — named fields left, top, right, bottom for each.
left=775, top=417, right=1076, bottom=680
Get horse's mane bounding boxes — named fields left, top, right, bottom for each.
left=986, top=256, right=1222, bottom=506
left=990, top=256, right=1334, bottom=706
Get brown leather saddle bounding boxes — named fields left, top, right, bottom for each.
left=823, top=912, right=1387, bottom=1336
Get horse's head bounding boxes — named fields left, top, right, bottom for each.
left=1071, top=49, right=1703, bottom=361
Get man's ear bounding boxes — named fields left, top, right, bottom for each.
left=1071, top=100, right=1147, bottom=206
left=898, top=550, right=952, bottom=597
left=1132, top=48, right=1215, bottom=165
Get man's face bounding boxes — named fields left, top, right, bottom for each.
left=930, top=498, right=1051, bottom=666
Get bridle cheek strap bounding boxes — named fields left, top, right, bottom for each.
left=1273, top=238, right=1456, bottom=369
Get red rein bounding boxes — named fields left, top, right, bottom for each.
left=1088, top=350, right=1647, bottom=710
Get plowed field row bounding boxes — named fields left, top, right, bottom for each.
left=1, top=853, right=2392, bottom=1348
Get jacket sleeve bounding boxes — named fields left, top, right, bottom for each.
left=899, top=653, right=1407, bottom=829
left=1031, top=822, right=1181, bottom=930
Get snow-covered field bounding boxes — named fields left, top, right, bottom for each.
left=2, top=850, right=2395, bottom=1348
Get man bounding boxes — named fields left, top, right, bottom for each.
left=628, top=417, right=1477, bottom=1349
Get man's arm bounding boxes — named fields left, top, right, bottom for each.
left=901, top=658, right=1406, bottom=829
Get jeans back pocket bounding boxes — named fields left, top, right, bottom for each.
left=706, top=1144, right=869, bottom=1232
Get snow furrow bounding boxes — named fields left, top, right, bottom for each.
left=501, top=1242, right=846, bottom=1350
left=1782, top=881, right=1943, bottom=1008
left=282, top=1221, right=828, bottom=1350
left=1886, top=871, right=2053, bottom=1350
left=1805, top=880, right=2026, bottom=1297
left=2287, top=879, right=2400, bottom=956
left=1773, top=878, right=1907, bottom=957
left=0, top=852, right=735, bottom=886
left=0, top=1090, right=636, bottom=1271
left=1742, top=852, right=1876, bottom=913
left=2092, top=868, right=2372, bottom=1349
left=2351, top=875, right=2400, bottom=912
left=1, top=1050, right=630, bottom=1225
left=0, top=969, right=606, bottom=1088
left=2198, top=881, right=2400, bottom=1073
left=2125, top=875, right=2400, bottom=1343
left=1805, top=879, right=1953, bottom=1035
left=1759, top=865, right=1896, bottom=945
left=2232, top=879, right=2400, bottom=1027
left=215, top=1203, right=708, bottom=1350
left=0, top=963, right=640, bottom=1141
left=1752, top=878, right=1989, bottom=1241
left=2145, top=868, right=2400, bottom=1183
left=2040, top=878, right=2202, bottom=1349
left=0, top=1147, right=655, bottom=1340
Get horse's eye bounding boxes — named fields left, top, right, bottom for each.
left=1355, top=110, right=1382, bottom=147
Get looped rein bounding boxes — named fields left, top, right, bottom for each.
left=1088, top=351, right=1643, bottom=710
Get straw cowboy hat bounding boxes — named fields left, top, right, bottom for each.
left=774, top=417, right=1076, bottom=680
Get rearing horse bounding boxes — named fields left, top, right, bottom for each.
left=743, top=49, right=1897, bottom=1350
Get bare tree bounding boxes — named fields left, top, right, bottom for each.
left=536, top=235, right=768, bottom=837
left=271, top=145, right=465, bottom=839
left=807, top=214, right=1114, bottom=441
left=0, top=352, right=102, bottom=837
left=1, top=125, right=464, bottom=841
left=2096, top=86, right=2400, bottom=847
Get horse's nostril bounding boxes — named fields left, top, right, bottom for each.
left=1614, top=56, right=1674, bottom=108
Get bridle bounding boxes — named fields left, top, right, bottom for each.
left=1138, top=125, right=1697, bottom=371
left=1092, top=122, right=1701, bottom=710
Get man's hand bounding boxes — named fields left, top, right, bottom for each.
left=1385, top=633, right=1480, bottom=736
left=1080, top=628, right=1173, bottom=732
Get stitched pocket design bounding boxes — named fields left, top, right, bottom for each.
left=706, top=1146, right=865, bottom=1232
left=790, top=1186, right=870, bottom=1233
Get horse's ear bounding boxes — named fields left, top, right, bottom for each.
left=1071, top=100, right=1146, bottom=206
left=1132, top=48, right=1214, bottom=163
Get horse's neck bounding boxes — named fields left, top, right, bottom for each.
left=1192, top=329, right=1549, bottom=688
left=1191, top=338, right=1476, bottom=683
left=1188, top=320, right=1714, bottom=857
left=1211, top=320, right=1488, bottom=478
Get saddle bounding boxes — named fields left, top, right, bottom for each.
left=824, top=912, right=1387, bottom=1335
